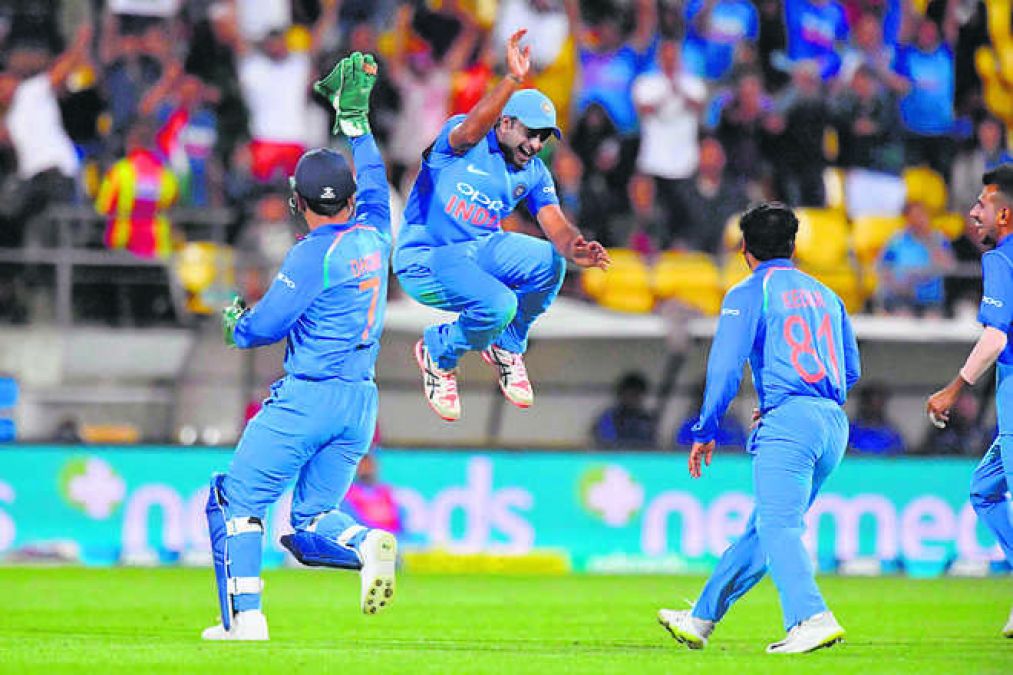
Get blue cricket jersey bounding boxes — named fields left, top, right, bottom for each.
left=894, top=43, right=954, bottom=135
left=693, top=259, right=861, bottom=443
left=394, top=114, right=559, bottom=261
left=683, top=0, right=759, bottom=81
left=233, top=135, right=391, bottom=382
left=979, top=234, right=1013, bottom=435
left=784, top=0, right=849, bottom=79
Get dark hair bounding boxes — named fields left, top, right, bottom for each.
left=617, top=372, right=648, bottom=396
left=983, top=164, right=1013, bottom=201
left=303, top=198, right=347, bottom=217
left=739, top=202, right=798, bottom=261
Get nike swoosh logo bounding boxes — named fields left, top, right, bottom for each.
left=466, top=164, right=489, bottom=176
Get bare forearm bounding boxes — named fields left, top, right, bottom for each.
left=959, top=326, right=1007, bottom=385
left=449, top=75, right=521, bottom=151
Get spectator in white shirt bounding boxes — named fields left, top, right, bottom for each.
left=220, top=0, right=337, bottom=183
left=632, top=39, right=707, bottom=236
left=0, top=24, right=92, bottom=248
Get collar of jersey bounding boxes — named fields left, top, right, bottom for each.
left=753, top=258, right=795, bottom=272
left=997, top=232, right=1013, bottom=250
left=307, top=221, right=357, bottom=237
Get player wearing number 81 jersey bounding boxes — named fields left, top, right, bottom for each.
left=657, top=203, right=861, bottom=655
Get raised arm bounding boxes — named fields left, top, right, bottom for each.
left=446, top=29, right=530, bottom=153
left=630, top=0, right=658, bottom=52
left=439, top=4, right=480, bottom=74
left=310, top=0, right=341, bottom=57
left=49, top=23, right=93, bottom=90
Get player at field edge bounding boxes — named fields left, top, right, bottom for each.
left=393, top=28, right=611, bottom=422
left=202, top=53, right=395, bottom=641
left=926, top=163, right=1013, bottom=639
left=658, top=203, right=861, bottom=654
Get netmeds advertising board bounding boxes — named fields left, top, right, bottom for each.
left=0, top=446, right=1001, bottom=573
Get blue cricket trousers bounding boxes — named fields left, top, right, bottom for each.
left=693, top=397, right=849, bottom=631
left=395, top=230, right=566, bottom=370
left=221, top=376, right=376, bottom=612
left=969, top=434, right=1013, bottom=564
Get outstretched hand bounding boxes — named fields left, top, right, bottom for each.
left=505, top=29, right=531, bottom=82
left=570, top=236, right=611, bottom=270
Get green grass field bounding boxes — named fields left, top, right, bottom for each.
left=0, top=568, right=1010, bottom=674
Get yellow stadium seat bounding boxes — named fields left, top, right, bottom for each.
left=582, top=249, right=654, bottom=313
left=795, top=208, right=850, bottom=269
left=721, top=254, right=751, bottom=291
left=903, top=167, right=948, bottom=214
left=932, top=212, right=966, bottom=240
left=851, top=215, right=905, bottom=265
left=581, top=248, right=642, bottom=299
left=652, top=251, right=723, bottom=315
left=802, top=262, right=865, bottom=314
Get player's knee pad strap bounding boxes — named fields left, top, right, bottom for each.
left=227, top=577, right=265, bottom=595
left=206, top=473, right=265, bottom=630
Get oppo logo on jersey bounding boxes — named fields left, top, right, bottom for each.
left=443, top=182, right=507, bottom=230
left=349, top=251, right=382, bottom=278
left=982, top=296, right=1004, bottom=308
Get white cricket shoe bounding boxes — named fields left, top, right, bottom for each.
left=360, top=529, right=397, bottom=615
left=415, top=339, right=460, bottom=421
left=766, top=611, right=844, bottom=654
left=481, top=344, right=533, bottom=408
left=1003, top=606, right=1013, bottom=638
left=201, top=609, right=269, bottom=641
left=658, top=609, right=714, bottom=650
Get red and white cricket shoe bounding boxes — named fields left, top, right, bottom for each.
left=414, top=339, right=461, bottom=421
left=481, top=344, right=534, bottom=409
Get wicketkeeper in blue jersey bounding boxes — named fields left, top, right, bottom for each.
left=927, top=164, right=1013, bottom=639
left=394, top=29, right=611, bottom=422
left=202, top=53, right=395, bottom=641
left=658, top=203, right=861, bottom=654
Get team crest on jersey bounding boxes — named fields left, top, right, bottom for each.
left=513, top=184, right=526, bottom=199
left=321, top=186, right=336, bottom=200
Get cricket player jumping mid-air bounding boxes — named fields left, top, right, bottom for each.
left=394, top=29, right=611, bottom=422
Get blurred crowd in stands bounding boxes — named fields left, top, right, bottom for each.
left=0, top=0, right=1010, bottom=324
left=590, top=370, right=997, bottom=455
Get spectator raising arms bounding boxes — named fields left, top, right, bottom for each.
left=223, top=0, right=338, bottom=183
left=683, top=0, right=760, bottom=82
left=0, top=23, right=91, bottom=247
